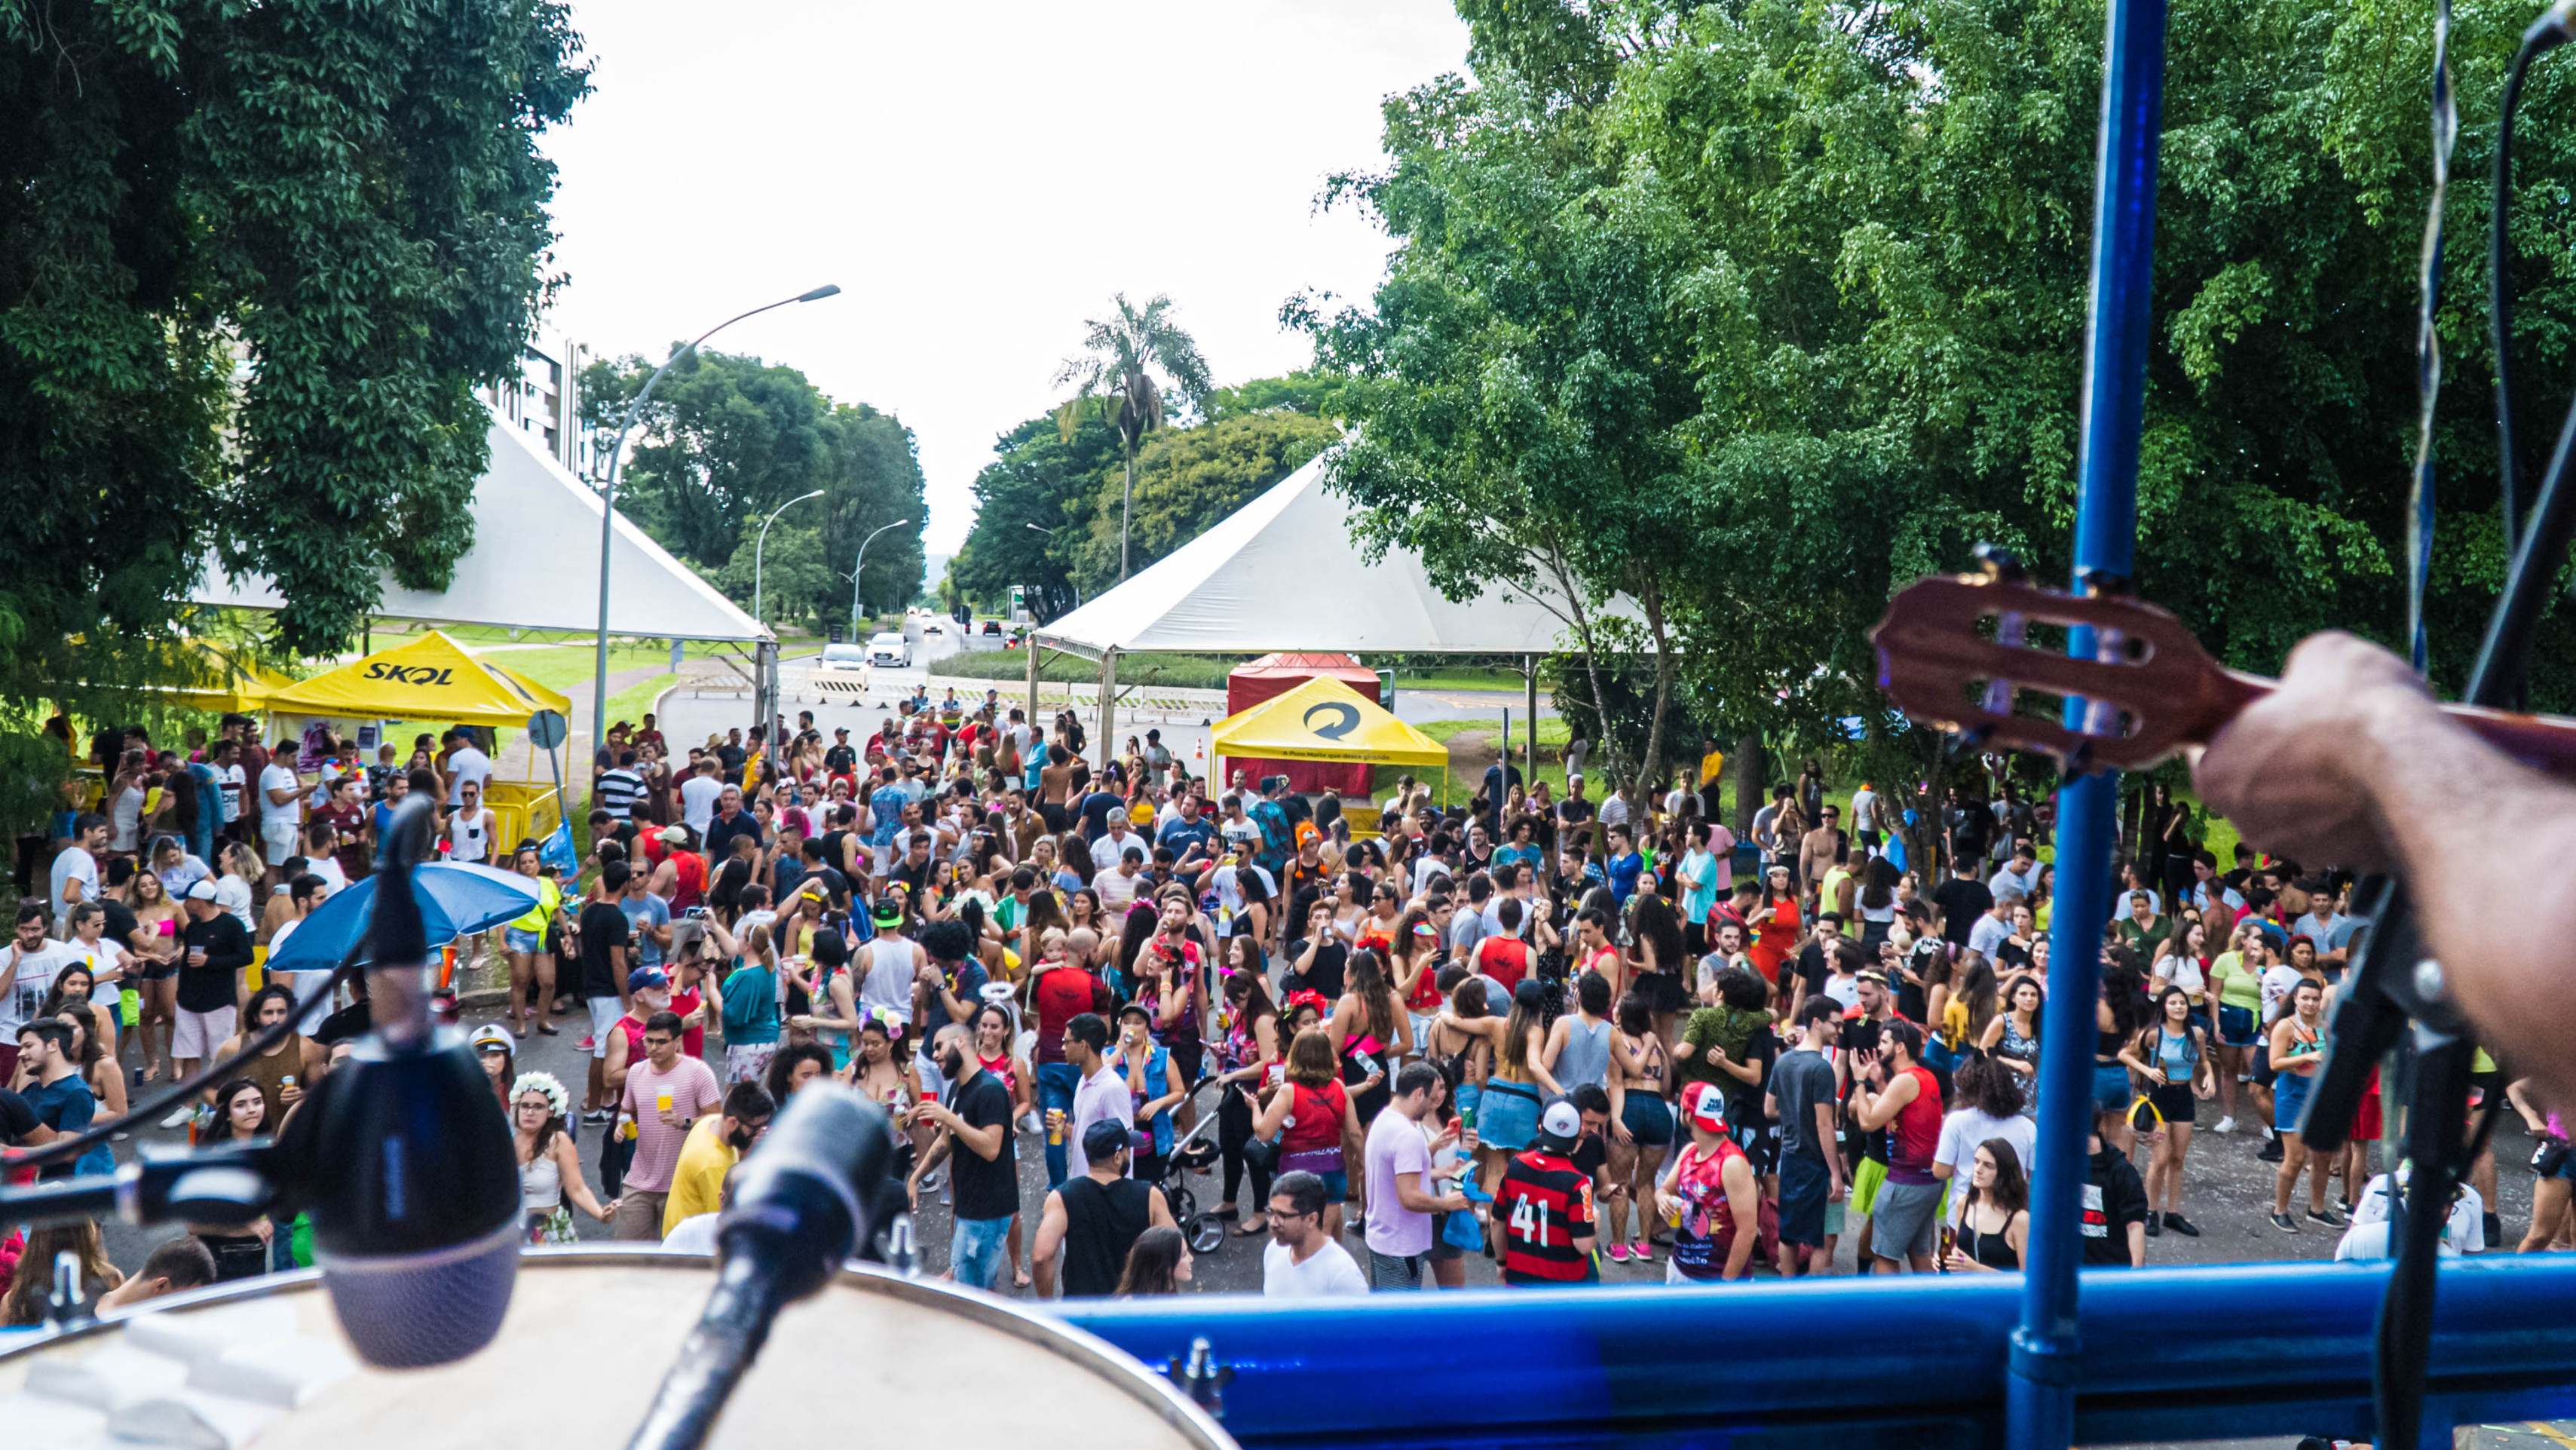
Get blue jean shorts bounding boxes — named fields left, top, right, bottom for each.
left=505, top=927, right=543, bottom=955
left=2094, top=1062, right=2134, bottom=1113
left=951, top=1215, right=1013, bottom=1292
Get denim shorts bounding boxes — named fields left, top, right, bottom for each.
left=505, top=927, right=543, bottom=955
left=2093, top=1062, right=2134, bottom=1113
left=950, top=1215, right=1012, bottom=1292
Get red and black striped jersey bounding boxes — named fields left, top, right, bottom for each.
left=1496, top=1149, right=1597, bottom=1285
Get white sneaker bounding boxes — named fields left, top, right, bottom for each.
left=2214, top=1115, right=2236, bottom=1135
left=161, top=1105, right=196, bottom=1130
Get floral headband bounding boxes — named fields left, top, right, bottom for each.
left=1285, top=989, right=1330, bottom=1017
left=861, top=1004, right=905, bottom=1041
left=511, top=1071, right=571, bottom=1119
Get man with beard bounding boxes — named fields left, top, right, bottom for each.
left=908, top=1021, right=1022, bottom=1290
left=662, top=1081, right=776, bottom=1237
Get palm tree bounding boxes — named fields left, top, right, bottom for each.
left=1053, top=293, right=1212, bottom=582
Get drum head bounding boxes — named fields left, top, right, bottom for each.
left=2, top=1250, right=1233, bottom=1450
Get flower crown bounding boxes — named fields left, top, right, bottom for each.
left=512, top=1071, right=571, bottom=1119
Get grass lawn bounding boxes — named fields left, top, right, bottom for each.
left=1389, top=665, right=1550, bottom=693
left=933, top=649, right=1245, bottom=691
left=1376, top=717, right=1576, bottom=801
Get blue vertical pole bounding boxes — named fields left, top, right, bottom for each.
left=2009, top=2, right=2165, bottom=1448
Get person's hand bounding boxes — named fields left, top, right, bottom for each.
left=1829, top=1179, right=1848, bottom=1204
left=1432, top=1119, right=1460, bottom=1148
left=790, top=1014, right=814, bottom=1030
left=657, top=1105, right=680, bottom=1127
left=2143, top=1066, right=2167, bottom=1087
left=1655, top=1191, right=1683, bottom=1221
left=1944, top=1246, right=1977, bottom=1272
left=905, top=1177, right=920, bottom=1214
left=278, top=1082, right=302, bottom=1108
left=252, top=1218, right=273, bottom=1243
left=1610, top=1117, right=1634, bottom=1146
left=595, top=1200, right=618, bottom=1223
left=2194, top=1078, right=2216, bottom=1101
left=2192, top=631, right=2425, bottom=872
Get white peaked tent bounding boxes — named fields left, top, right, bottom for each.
left=1028, top=445, right=1634, bottom=771
left=1034, top=447, right=1616, bottom=657
left=192, top=412, right=770, bottom=644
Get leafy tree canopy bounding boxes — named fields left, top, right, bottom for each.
left=1302, top=0, right=2576, bottom=794
left=580, top=352, right=927, bottom=630
left=1, top=0, right=589, bottom=819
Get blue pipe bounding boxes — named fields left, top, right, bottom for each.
left=2011, top=1, right=2167, bottom=1448
left=1059, top=1257, right=2576, bottom=1448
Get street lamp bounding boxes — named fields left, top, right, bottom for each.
left=590, top=284, right=841, bottom=749
left=850, top=518, right=914, bottom=639
left=753, top=489, right=827, bottom=628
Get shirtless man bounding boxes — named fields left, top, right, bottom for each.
left=1798, top=805, right=1844, bottom=908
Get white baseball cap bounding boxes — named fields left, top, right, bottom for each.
left=185, top=880, right=221, bottom=903
left=1539, top=1100, right=1583, bottom=1149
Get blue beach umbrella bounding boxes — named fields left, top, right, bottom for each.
left=264, top=862, right=541, bottom=975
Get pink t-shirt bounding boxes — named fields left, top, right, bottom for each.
left=1362, top=1109, right=1435, bottom=1258
left=620, top=1054, right=723, bottom=1193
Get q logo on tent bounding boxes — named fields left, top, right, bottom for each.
left=1302, top=701, right=1362, bottom=741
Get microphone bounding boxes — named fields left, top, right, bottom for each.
left=283, top=794, right=521, bottom=1368
left=625, top=1086, right=893, bottom=1450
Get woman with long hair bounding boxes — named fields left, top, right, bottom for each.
left=1213, top=970, right=1283, bottom=1236
left=1856, top=857, right=1904, bottom=953
left=2121, top=983, right=2215, bottom=1237
left=2096, top=961, right=2152, bottom=1154
left=1745, top=864, right=1800, bottom=988
left=1389, top=905, right=1441, bottom=1051
left=1977, top=972, right=2045, bottom=1093
left=195, top=1079, right=279, bottom=1278
left=2267, top=977, right=2340, bottom=1234
left=1114, top=1224, right=1193, bottom=1296
left=2149, top=920, right=2210, bottom=1035
left=127, top=866, right=184, bottom=1081
left=1327, top=948, right=1404, bottom=1131
left=1251, top=1028, right=1362, bottom=1238
left=42, top=964, right=122, bottom=1080
left=44, top=1001, right=130, bottom=1124
left=213, top=840, right=261, bottom=930
left=1, top=1221, right=121, bottom=1325
left=1602, top=989, right=1674, bottom=1263
left=1059, top=886, right=1098, bottom=938
left=1630, top=892, right=1689, bottom=1047
left=513, top=1071, right=612, bottom=1243
left=847, top=1015, right=928, bottom=1173
left=1943, top=1139, right=2032, bottom=1272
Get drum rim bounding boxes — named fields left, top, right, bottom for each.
left=2, top=1247, right=1236, bottom=1450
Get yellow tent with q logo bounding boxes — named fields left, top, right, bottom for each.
left=1209, top=673, right=1447, bottom=771
left=262, top=629, right=571, bottom=726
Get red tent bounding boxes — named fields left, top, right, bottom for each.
left=1222, top=653, right=1382, bottom=796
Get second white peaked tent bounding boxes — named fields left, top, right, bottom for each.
left=1031, top=446, right=1618, bottom=658
left=192, top=412, right=770, bottom=644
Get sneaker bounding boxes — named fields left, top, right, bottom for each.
left=161, top=1105, right=196, bottom=1130
left=1603, top=1243, right=1629, bottom=1262
left=2164, top=1212, right=2201, bottom=1238
left=577, top=1036, right=596, bottom=1051
left=1629, top=1241, right=1654, bottom=1262
left=2308, top=1207, right=2348, bottom=1229
left=2146, top=1215, right=2162, bottom=1238
left=2269, top=1212, right=2299, bottom=1234
left=2213, top=1115, right=2236, bottom=1135
left=2258, top=1139, right=2284, bottom=1163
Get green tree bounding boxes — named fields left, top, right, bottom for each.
left=951, top=409, right=1121, bottom=623
left=1062, top=412, right=1340, bottom=598
left=1306, top=0, right=2576, bottom=804
left=580, top=356, right=926, bottom=629
left=1054, top=293, right=1214, bottom=582
left=0, top=0, right=587, bottom=823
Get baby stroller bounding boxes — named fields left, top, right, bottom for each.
left=1142, top=1078, right=1228, bottom=1255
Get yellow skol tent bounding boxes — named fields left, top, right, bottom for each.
left=1211, top=674, right=1447, bottom=771
left=262, top=630, right=571, bottom=727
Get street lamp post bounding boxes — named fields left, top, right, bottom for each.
left=590, top=284, right=840, bottom=751
left=849, top=518, right=914, bottom=640
left=754, top=489, right=828, bottom=628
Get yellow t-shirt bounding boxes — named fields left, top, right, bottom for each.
left=1698, top=750, right=1727, bottom=787
left=510, top=875, right=562, bottom=933
left=664, top=1115, right=739, bottom=1235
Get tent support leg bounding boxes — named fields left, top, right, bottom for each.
left=1097, top=650, right=1119, bottom=777
left=1524, top=654, right=1538, bottom=784
left=1026, top=635, right=1041, bottom=734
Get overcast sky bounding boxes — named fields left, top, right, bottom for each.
left=539, top=0, right=1470, bottom=553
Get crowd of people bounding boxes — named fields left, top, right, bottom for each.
left=5, top=688, right=2572, bottom=1328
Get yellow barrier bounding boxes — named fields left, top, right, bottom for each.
left=481, top=781, right=565, bottom=856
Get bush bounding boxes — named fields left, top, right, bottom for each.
left=927, top=650, right=1245, bottom=691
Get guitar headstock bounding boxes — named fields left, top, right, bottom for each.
left=1870, top=572, right=2248, bottom=772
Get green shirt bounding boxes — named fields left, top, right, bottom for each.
left=2208, top=952, right=2262, bottom=1012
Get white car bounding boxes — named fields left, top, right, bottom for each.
left=868, top=632, right=912, bottom=667
left=817, top=642, right=867, bottom=673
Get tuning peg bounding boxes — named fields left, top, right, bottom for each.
left=1974, top=544, right=2027, bottom=581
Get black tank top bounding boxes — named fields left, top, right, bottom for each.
left=1969, top=1212, right=2023, bottom=1270
left=1058, top=1176, right=1153, bottom=1297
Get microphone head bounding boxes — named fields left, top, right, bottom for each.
left=718, top=1085, right=892, bottom=1302
left=293, top=1033, right=521, bottom=1366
